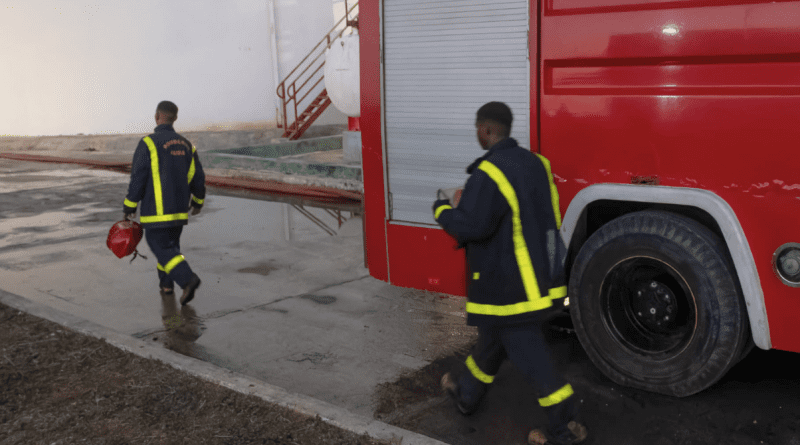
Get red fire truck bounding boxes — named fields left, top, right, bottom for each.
left=358, top=0, right=800, bottom=397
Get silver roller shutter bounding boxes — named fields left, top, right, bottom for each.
left=383, top=0, right=530, bottom=225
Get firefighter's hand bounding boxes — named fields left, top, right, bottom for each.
left=190, top=206, right=202, bottom=216
left=432, top=199, right=451, bottom=219
left=123, top=209, right=135, bottom=221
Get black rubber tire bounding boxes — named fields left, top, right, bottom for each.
left=569, top=210, right=750, bottom=397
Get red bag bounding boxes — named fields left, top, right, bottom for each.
left=107, top=220, right=147, bottom=262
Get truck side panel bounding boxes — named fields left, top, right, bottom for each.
left=539, top=1, right=800, bottom=351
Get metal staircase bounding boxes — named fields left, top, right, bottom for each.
left=277, top=1, right=358, bottom=140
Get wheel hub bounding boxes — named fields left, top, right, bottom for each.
left=632, top=280, right=677, bottom=332
left=601, top=257, right=695, bottom=355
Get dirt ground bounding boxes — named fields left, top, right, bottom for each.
left=0, top=302, right=387, bottom=445
left=372, top=313, right=800, bottom=445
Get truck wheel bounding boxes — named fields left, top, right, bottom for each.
left=569, top=210, right=750, bottom=397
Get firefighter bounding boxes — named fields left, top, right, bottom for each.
left=123, top=101, right=205, bottom=306
left=432, top=102, right=587, bottom=445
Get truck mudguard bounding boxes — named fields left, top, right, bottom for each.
left=561, top=183, right=770, bottom=350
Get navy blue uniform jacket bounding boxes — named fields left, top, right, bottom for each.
left=434, top=138, right=567, bottom=327
left=123, top=124, right=206, bottom=229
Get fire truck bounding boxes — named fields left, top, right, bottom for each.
left=357, top=0, right=800, bottom=397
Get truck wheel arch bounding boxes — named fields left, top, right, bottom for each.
left=560, top=183, right=771, bottom=350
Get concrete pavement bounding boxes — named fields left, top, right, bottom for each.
left=0, top=132, right=472, bottom=444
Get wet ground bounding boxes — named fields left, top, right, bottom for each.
left=3, top=157, right=800, bottom=445
left=375, top=316, right=800, bottom=445
left=0, top=158, right=475, bottom=420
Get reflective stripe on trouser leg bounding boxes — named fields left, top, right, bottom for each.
left=466, top=326, right=506, bottom=385
left=454, top=326, right=506, bottom=410
left=156, top=263, right=173, bottom=289
left=466, top=355, right=494, bottom=384
left=539, top=384, right=574, bottom=407
left=144, top=227, right=194, bottom=289
left=540, top=385, right=579, bottom=443
left=163, top=255, right=185, bottom=274
left=498, top=323, right=578, bottom=442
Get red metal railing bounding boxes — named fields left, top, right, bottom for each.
left=276, top=1, right=359, bottom=140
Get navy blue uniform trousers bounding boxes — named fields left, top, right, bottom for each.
left=144, top=227, right=194, bottom=289
left=456, top=322, right=578, bottom=443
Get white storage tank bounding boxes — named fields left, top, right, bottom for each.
left=324, top=32, right=360, bottom=117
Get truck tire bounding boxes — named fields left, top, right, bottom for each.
left=569, top=210, right=750, bottom=397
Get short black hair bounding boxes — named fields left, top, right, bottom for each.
left=476, top=101, right=512, bottom=136
left=156, top=101, right=178, bottom=122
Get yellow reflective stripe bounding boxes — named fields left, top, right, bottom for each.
left=549, top=286, right=567, bottom=300
left=467, top=299, right=550, bottom=316
left=143, top=137, right=164, bottom=216
left=140, top=213, right=188, bottom=223
left=434, top=204, right=452, bottom=219
left=473, top=272, right=480, bottom=280
left=192, top=196, right=204, bottom=205
left=465, top=286, right=567, bottom=316
left=157, top=263, right=166, bottom=272
left=478, top=161, right=547, bottom=307
left=538, top=384, right=574, bottom=407
left=466, top=355, right=494, bottom=384
left=188, top=146, right=196, bottom=184
left=535, top=154, right=562, bottom=230
left=123, top=198, right=138, bottom=208
left=163, top=255, right=185, bottom=274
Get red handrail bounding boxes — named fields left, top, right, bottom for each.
left=277, top=1, right=358, bottom=138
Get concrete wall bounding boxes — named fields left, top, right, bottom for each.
left=0, top=0, right=346, bottom=136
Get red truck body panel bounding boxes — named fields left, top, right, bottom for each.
left=360, top=0, right=800, bottom=352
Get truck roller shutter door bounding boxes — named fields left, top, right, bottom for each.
left=383, top=0, right=530, bottom=225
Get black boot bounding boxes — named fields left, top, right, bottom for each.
left=441, top=372, right=483, bottom=415
left=180, top=274, right=201, bottom=306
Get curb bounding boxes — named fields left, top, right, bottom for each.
left=0, top=289, right=449, bottom=445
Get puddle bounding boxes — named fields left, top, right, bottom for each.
left=237, top=261, right=280, bottom=276
left=146, top=291, right=211, bottom=360
left=299, top=294, right=337, bottom=305
left=13, top=226, right=53, bottom=234
left=0, top=168, right=128, bottom=193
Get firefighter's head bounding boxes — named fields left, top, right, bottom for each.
left=475, top=101, right=512, bottom=150
left=155, top=101, right=179, bottom=125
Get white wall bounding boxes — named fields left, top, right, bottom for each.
left=0, top=0, right=344, bottom=137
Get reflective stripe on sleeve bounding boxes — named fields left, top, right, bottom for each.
left=157, top=263, right=166, bottom=272
left=163, top=255, right=185, bottom=274
left=192, top=196, right=204, bottom=205
left=473, top=272, right=480, bottom=280
left=538, top=384, right=574, bottom=407
left=477, top=161, right=550, bottom=311
left=123, top=198, right=138, bottom=208
left=143, top=137, right=164, bottom=216
left=466, top=355, right=494, bottom=384
left=434, top=204, right=453, bottom=220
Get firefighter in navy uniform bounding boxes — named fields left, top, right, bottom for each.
left=123, top=101, right=205, bottom=306
left=433, top=102, right=587, bottom=445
